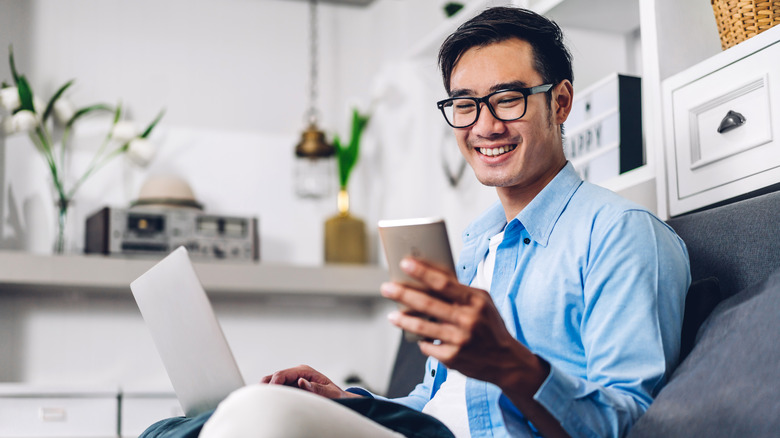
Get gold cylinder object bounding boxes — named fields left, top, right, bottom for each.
left=324, top=190, right=367, bottom=264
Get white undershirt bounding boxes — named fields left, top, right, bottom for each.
left=422, top=231, right=505, bottom=438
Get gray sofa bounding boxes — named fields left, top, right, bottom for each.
left=387, top=189, right=780, bottom=436
left=628, top=189, right=780, bottom=437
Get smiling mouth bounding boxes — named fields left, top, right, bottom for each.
left=476, top=144, right=517, bottom=157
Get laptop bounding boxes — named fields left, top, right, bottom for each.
left=130, top=246, right=245, bottom=417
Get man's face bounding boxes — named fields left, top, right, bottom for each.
left=448, top=38, right=569, bottom=193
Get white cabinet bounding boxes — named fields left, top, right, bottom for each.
left=0, top=386, right=118, bottom=438
left=0, top=386, right=185, bottom=438
left=663, top=25, right=780, bottom=216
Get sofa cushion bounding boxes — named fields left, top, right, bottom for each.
left=679, top=276, right=724, bottom=362
left=627, top=267, right=780, bottom=438
left=666, top=189, right=780, bottom=299
left=386, top=334, right=428, bottom=398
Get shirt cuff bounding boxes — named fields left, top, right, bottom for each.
left=532, top=361, right=578, bottom=425
left=345, top=387, right=375, bottom=398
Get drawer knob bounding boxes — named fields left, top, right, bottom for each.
left=717, top=110, right=746, bottom=134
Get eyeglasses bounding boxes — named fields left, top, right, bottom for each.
left=436, top=84, right=553, bottom=128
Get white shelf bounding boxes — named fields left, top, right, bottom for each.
left=406, top=0, right=527, bottom=58
left=541, top=0, right=639, bottom=34
left=597, top=163, right=655, bottom=193
left=0, top=250, right=389, bottom=299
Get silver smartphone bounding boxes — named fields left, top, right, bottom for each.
left=378, top=217, right=456, bottom=342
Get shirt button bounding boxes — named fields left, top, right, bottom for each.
left=431, top=369, right=436, bottom=377
left=523, top=238, right=531, bottom=245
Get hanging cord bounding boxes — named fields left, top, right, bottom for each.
left=306, top=0, right=320, bottom=126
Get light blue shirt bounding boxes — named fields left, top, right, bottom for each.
left=382, top=163, right=691, bottom=437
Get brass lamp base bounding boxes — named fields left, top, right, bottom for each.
left=324, top=190, right=367, bottom=264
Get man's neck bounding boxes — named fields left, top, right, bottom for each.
left=496, top=161, right=567, bottom=222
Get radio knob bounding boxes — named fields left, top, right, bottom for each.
left=212, top=244, right=226, bottom=258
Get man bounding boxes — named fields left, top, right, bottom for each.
left=196, top=6, right=690, bottom=438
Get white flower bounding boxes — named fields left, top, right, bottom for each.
left=53, top=98, right=75, bottom=125
left=0, top=87, right=20, bottom=111
left=111, top=120, right=138, bottom=143
left=126, top=137, right=155, bottom=166
left=33, top=96, right=45, bottom=114
left=6, top=110, right=39, bottom=134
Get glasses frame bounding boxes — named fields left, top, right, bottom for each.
left=436, top=83, right=554, bottom=128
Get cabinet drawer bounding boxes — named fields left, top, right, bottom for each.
left=0, top=393, right=117, bottom=438
left=664, top=27, right=780, bottom=216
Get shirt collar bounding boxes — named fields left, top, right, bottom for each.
left=462, top=201, right=507, bottom=244
left=516, top=162, right=582, bottom=247
left=463, top=162, right=582, bottom=247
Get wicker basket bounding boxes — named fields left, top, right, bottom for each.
left=711, top=0, right=780, bottom=49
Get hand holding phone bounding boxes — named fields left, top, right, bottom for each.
left=378, top=217, right=456, bottom=341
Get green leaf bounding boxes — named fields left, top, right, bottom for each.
left=333, top=135, right=347, bottom=188
left=335, top=108, right=370, bottom=189
left=443, top=2, right=464, bottom=18
left=8, top=45, right=20, bottom=84
left=66, top=103, right=113, bottom=128
left=14, top=75, right=35, bottom=113
left=139, top=109, right=165, bottom=139
left=112, top=102, right=122, bottom=125
left=42, top=80, right=74, bottom=123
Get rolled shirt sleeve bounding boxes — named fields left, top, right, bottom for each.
left=529, top=209, right=690, bottom=437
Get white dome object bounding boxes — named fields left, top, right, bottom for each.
left=131, top=175, right=203, bottom=210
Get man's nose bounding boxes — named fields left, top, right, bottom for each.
left=471, top=103, right=506, bottom=136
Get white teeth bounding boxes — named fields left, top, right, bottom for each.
left=478, top=144, right=516, bottom=157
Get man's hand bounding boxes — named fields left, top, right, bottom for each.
left=382, top=257, right=569, bottom=438
left=261, top=365, right=362, bottom=399
left=380, top=257, right=546, bottom=394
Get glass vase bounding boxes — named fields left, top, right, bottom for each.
left=53, top=197, right=72, bottom=254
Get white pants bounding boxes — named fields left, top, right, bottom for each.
left=199, top=384, right=404, bottom=438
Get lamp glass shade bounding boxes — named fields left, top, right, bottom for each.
left=294, top=124, right=336, bottom=199
left=295, top=156, right=335, bottom=198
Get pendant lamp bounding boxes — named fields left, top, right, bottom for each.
left=294, top=0, right=335, bottom=199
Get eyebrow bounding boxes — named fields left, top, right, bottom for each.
left=449, top=80, right=531, bottom=98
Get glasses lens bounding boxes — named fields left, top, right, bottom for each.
left=441, top=98, right=478, bottom=128
left=488, top=90, right=526, bottom=121
left=441, top=90, right=529, bottom=127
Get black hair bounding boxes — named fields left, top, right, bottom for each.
left=438, top=6, right=573, bottom=95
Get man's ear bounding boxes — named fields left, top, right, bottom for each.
left=552, top=80, right=574, bottom=124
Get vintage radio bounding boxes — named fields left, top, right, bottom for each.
left=85, top=207, right=259, bottom=261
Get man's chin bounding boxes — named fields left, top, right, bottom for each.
left=474, top=174, right=513, bottom=188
